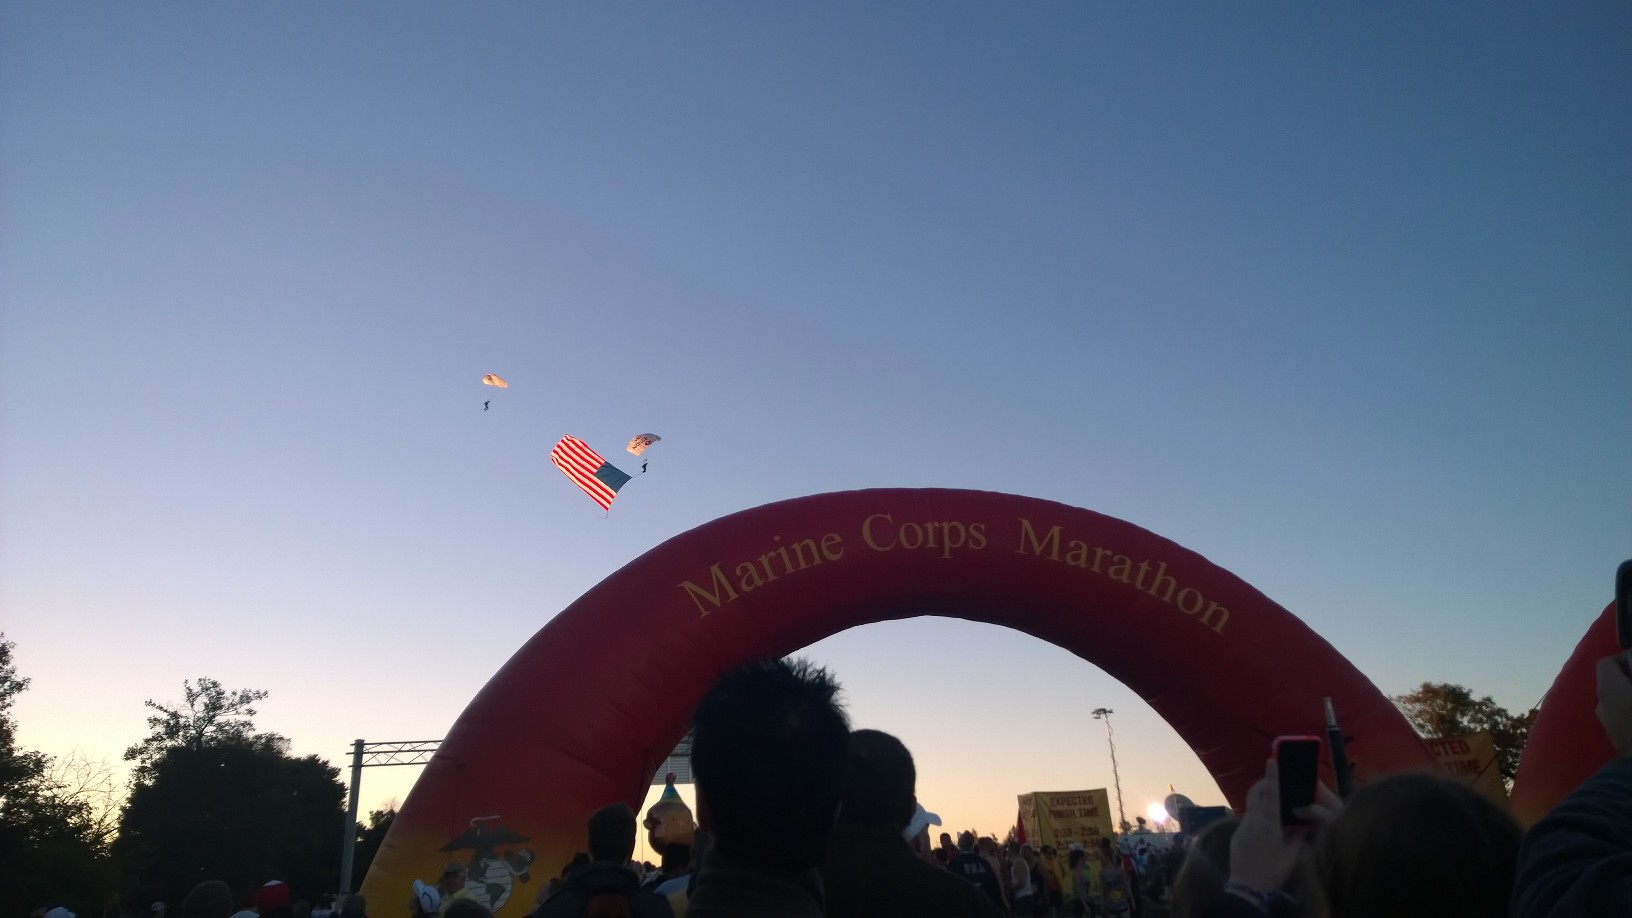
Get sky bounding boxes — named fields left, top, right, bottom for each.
left=2, top=1, right=1629, bottom=856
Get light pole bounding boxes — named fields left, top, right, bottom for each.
left=1092, top=708, right=1130, bottom=834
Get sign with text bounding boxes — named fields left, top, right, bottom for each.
left=1427, top=731, right=1506, bottom=804
left=1018, top=789, right=1117, bottom=851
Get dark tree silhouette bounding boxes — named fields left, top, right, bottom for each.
left=0, top=634, right=114, bottom=914
left=114, top=679, right=345, bottom=904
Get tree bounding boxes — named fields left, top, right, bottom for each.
left=47, top=750, right=123, bottom=847
left=353, top=807, right=397, bottom=886
left=1394, top=682, right=1536, bottom=781
left=0, top=633, right=47, bottom=790
left=0, top=635, right=116, bottom=916
left=114, top=680, right=345, bottom=905
left=124, top=678, right=286, bottom=783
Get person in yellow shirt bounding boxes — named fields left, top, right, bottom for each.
left=1036, top=845, right=1065, bottom=917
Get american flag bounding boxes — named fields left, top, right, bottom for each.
left=549, top=435, right=632, bottom=510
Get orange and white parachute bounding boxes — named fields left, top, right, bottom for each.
left=626, top=433, right=661, bottom=456
left=481, top=374, right=508, bottom=388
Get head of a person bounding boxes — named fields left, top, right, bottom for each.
left=1041, top=845, right=1055, bottom=860
left=836, top=729, right=916, bottom=830
left=978, top=837, right=997, bottom=856
left=182, top=882, right=235, bottom=918
left=258, top=882, right=292, bottom=918
left=690, top=656, right=850, bottom=871
left=1068, top=849, right=1085, bottom=869
left=408, top=882, right=438, bottom=918
left=587, top=802, right=638, bottom=864
left=1314, top=773, right=1520, bottom=918
left=1021, top=844, right=1037, bottom=864
left=337, top=896, right=365, bottom=918
left=1171, top=819, right=1328, bottom=918
left=940, top=832, right=954, bottom=849
left=904, top=803, right=938, bottom=860
left=957, top=831, right=977, bottom=853
left=1171, top=818, right=1236, bottom=918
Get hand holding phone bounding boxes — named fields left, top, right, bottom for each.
left=1272, top=736, right=1322, bottom=826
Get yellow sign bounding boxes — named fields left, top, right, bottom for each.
left=1426, top=731, right=1507, bottom=804
left=1018, top=789, right=1117, bottom=851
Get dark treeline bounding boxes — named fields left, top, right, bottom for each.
left=1, top=635, right=389, bottom=918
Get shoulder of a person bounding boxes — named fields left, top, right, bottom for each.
left=630, top=891, right=675, bottom=918
left=917, top=863, right=1009, bottom=915
left=532, top=891, right=581, bottom=918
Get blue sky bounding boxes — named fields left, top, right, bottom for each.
left=3, top=2, right=1629, bottom=841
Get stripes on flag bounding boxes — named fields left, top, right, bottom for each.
left=550, top=436, right=632, bottom=510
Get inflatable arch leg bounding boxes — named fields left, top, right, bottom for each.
left=1508, top=602, right=1618, bottom=826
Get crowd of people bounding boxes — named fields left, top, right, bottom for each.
left=44, top=652, right=1632, bottom=918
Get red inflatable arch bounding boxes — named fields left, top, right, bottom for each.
left=361, top=489, right=1431, bottom=907
left=1508, top=602, right=1618, bottom=826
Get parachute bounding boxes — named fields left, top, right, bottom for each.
left=481, top=374, right=508, bottom=389
left=626, top=433, right=661, bottom=456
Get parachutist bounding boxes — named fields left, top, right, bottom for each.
left=641, top=461, right=648, bottom=474
left=484, top=401, right=490, bottom=411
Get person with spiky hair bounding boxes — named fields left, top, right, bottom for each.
left=685, top=658, right=851, bottom=918
left=821, top=729, right=1001, bottom=918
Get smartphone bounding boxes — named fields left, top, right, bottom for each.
left=1617, top=560, right=1631, bottom=651
left=1273, top=735, right=1322, bottom=826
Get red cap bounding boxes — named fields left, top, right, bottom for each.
left=257, top=882, right=290, bottom=912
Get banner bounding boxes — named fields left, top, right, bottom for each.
left=1017, top=789, right=1116, bottom=851
left=1426, top=731, right=1507, bottom=804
